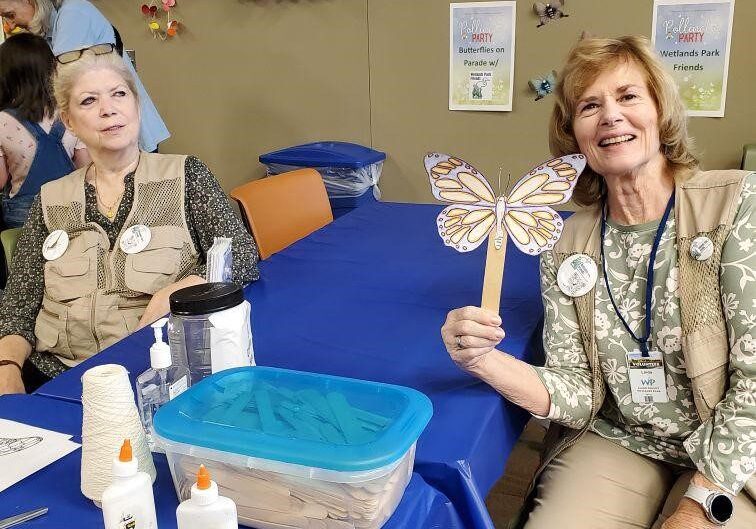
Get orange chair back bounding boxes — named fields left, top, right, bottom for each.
left=230, top=169, right=333, bottom=259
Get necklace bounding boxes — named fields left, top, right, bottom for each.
left=93, top=165, right=125, bottom=220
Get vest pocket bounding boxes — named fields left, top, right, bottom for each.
left=43, top=231, right=100, bottom=301
left=34, top=309, right=60, bottom=352
left=124, top=226, right=184, bottom=295
left=682, top=325, right=729, bottom=414
left=34, top=305, right=74, bottom=361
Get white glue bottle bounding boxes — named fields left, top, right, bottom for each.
left=101, top=439, right=158, bottom=529
left=176, top=465, right=238, bottom=529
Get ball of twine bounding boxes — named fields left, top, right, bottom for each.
left=80, top=364, right=156, bottom=503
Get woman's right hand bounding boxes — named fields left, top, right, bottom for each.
left=441, top=306, right=505, bottom=372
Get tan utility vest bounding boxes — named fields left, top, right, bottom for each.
left=539, top=169, right=754, bottom=500
left=35, top=153, right=199, bottom=367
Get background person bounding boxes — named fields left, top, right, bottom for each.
left=0, top=32, right=89, bottom=229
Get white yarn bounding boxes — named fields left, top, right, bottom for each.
left=81, top=364, right=157, bottom=504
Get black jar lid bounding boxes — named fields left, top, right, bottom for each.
left=169, top=283, right=244, bottom=316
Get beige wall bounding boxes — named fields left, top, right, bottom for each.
left=96, top=0, right=756, bottom=203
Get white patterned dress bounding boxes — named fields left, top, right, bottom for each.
left=533, top=173, right=756, bottom=495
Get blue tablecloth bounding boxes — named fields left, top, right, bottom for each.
left=34, top=201, right=547, bottom=529
left=0, top=394, right=464, bottom=529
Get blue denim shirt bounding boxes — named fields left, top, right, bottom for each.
left=48, top=0, right=170, bottom=152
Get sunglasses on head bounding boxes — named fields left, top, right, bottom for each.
left=56, top=43, right=115, bottom=65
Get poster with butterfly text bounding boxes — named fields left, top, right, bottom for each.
left=652, top=0, right=735, bottom=117
left=449, top=2, right=515, bottom=111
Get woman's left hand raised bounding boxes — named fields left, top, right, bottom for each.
left=137, top=275, right=206, bottom=329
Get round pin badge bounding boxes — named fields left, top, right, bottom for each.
left=42, top=230, right=69, bottom=261
left=689, top=236, right=714, bottom=262
left=557, top=253, right=598, bottom=298
left=119, top=224, right=152, bottom=255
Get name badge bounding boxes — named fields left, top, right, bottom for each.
left=42, top=230, right=69, bottom=261
left=556, top=253, right=598, bottom=297
left=626, top=350, right=668, bottom=404
left=119, top=225, right=152, bottom=254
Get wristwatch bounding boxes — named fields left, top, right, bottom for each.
left=683, top=483, right=734, bottom=525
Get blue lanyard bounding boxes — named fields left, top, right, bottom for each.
left=600, top=192, right=675, bottom=357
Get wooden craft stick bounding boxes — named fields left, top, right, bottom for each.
left=480, top=233, right=507, bottom=314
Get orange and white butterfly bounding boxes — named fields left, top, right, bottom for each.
left=425, top=153, right=586, bottom=254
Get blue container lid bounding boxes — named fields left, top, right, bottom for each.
left=259, top=141, right=386, bottom=169
left=153, top=366, right=432, bottom=473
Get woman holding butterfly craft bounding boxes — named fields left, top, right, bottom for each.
left=440, top=36, right=755, bottom=528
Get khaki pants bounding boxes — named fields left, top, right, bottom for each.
left=522, top=432, right=755, bottom=529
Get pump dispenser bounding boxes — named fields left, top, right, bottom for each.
left=136, top=318, right=191, bottom=452
left=102, top=439, right=158, bottom=529
left=176, top=465, right=238, bottom=529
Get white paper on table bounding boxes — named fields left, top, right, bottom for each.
left=209, top=300, right=255, bottom=374
left=0, top=418, right=81, bottom=492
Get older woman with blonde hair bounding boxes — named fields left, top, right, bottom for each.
left=0, top=0, right=169, bottom=152
left=0, top=46, right=258, bottom=395
left=442, top=36, right=754, bottom=528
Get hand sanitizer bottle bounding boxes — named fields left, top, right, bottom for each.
left=176, top=465, right=238, bottom=529
left=137, top=318, right=191, bottom=452
left=102, top=439, right=158, bottom=529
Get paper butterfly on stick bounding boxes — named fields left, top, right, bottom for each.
left=425, top=153, right=585, bottom=254
left=426, top=152, right=585, bottom=312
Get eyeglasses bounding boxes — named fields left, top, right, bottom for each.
left=56, top=43, right=115, bottom=65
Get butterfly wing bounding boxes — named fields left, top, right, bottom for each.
left=503, top=206, right=565, bottom=255
left=425, top=153, right=496, bottom=207
left=505, top=154, right=586, bottom=209
left=528, top=76, right=545, bottom=92
left=501, top=153, right=585, bottom=255
left=437, top=204, right=496, bottom=253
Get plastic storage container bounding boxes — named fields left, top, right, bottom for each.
left=168, top=283, right=254, bottom=385
left=153, top=366, right=433, bottom=529
left=259, top=141, right=386, bottom=218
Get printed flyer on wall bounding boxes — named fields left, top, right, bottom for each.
left=449, top=2, right=516, bottom=111
left=652, top=0, right=735, bottom=117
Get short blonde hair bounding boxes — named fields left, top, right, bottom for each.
left=549, top=35, right=698, bottom=206
left=53, top=47, right=140, bottom=115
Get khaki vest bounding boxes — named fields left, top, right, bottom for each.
left=538, top=169, right=754, bottom=499
left=35, top=153, right=199, bottom=367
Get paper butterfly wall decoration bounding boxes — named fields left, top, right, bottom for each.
left=528, top=70, right=558, bottom=101
left=534, top=1, right=569, bottom=28
left=425, top=153, right=586, bottom=255
left=140, top=1, right=181, bottom=39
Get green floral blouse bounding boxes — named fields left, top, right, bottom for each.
left=533, top=173, right=755, bottom=495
